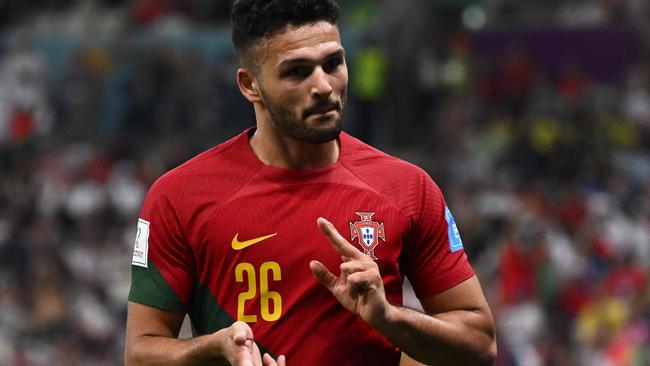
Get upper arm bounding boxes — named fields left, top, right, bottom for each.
left=125, top=178, right=197, bottom=365
left=399, top=173, right=496, bottom=363
left=128, top=178, right=195, bottom=313
left=402, top=174, right=475, bottom=299
left=407, top=276, right=497, bottom=365
left=419, top=275, right=495, bottom=334
left=126, top=301, right=185, bottom=340
left=124, top=301, right=185, bottom=365
left=125, top=301, right=186, bottom=362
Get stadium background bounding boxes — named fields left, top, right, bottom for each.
left=0, top=0, right=649, bottom=365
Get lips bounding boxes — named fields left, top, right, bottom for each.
left=305, top=101, right=340, bottom=117
left=312, top=106, right=336, bottom=114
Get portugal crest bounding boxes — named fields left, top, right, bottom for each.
left=350, top=212, right=385, bottom=260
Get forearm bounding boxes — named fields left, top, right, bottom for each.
left=371, top=305, right=496, bottom=366
left=126, top=330, right=227, bottom=366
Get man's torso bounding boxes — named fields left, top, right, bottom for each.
left=130, top=129, right=473, bottom=365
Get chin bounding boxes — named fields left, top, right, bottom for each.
left=297, top=123, right=342, bottom=144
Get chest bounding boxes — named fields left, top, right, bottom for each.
left=184, top=183, right=409, bottom=359
left=197, top=185, right=406, bottom=267
left=188, top=184, right=409, bottom=295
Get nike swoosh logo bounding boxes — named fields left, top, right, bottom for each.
left=231, top=233, right=277, bottom=250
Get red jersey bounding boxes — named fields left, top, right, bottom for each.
left=129, top=128, right=474, bottom=365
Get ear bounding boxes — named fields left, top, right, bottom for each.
left=236, top=68, right=263, bottom=104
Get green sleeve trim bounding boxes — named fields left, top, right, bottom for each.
left=188, top=282, right=234, bottom=334
left=189, top=282, right=275, bottom=358
left=128, top=263, right=186, bottom=313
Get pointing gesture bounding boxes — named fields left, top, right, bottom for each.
left=309, top=217, right=390, bottom=327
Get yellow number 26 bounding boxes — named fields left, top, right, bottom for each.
left=235, top=261, right=282, bottom=322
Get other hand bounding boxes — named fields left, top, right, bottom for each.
left=219, top=321, right=286, bottom=366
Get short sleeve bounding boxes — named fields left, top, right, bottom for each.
left=128, top=177, right=195, bottom=313
left=402, top=175, right=475, bottom=300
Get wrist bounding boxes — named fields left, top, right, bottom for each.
left=210, top=328, right=229, bottom=360
left=368, top=301, right=399, bottom=332
left=183, top=329, right=228, bottom=365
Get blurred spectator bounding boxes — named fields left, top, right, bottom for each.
left=0, top=37, right=53, bottom=144
left=350, top=34, right=388, bottom=143
left=557, top=0, right=607, bottom=27
left=621, top=65, right=650, bottom=128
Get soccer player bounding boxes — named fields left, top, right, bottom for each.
left=124, top=0, right=497, bottom=365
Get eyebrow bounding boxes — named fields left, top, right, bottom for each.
left=278, top=49, right=345, bottom=68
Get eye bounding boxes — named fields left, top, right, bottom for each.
left=323, top=57, right=343, bottom=73
left=285, top=66, right=311, bottom=78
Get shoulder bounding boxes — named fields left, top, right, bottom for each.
left=146, top=130, right=261, bottom=205
left=340, top=133, right=442, bottom=217
left=341, top=133, right=439, bottom=192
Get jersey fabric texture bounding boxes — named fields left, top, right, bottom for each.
left=129, top=128, right=475, bottom=365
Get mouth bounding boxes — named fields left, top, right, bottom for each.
left=304, top=101, right=340, bottom=118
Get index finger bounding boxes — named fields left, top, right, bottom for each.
left=317, top=217, right=364, bottom=259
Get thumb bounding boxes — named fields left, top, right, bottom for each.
left=309, top=260, right=338, bottom=290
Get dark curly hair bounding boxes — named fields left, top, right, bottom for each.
left=231, top=0, right=340, bottom=66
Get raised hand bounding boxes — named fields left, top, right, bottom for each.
left=309, top=217, right=390, bottom=327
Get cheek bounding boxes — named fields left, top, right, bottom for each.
left=335, top=69, right=349, bottom=94
left=281, top=89, right=304, bottom=109
left=271, top=87, right=306, bottom=115
left=267, top=83, right=297, bottom=103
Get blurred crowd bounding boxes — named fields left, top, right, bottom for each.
left=0, top=0, right=649, bottom=365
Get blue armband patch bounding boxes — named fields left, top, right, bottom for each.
left=445, top=207, right=464, bottom=252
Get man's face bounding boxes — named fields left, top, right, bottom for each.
left=254, top=21, right=348, bottom=144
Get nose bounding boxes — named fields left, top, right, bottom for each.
left=310, top=67, right=333, bottom=99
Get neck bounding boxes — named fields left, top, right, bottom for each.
left=250, top=122, right=340, bottom=169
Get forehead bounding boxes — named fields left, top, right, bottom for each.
left=259, top=21, right=342, bottom=67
